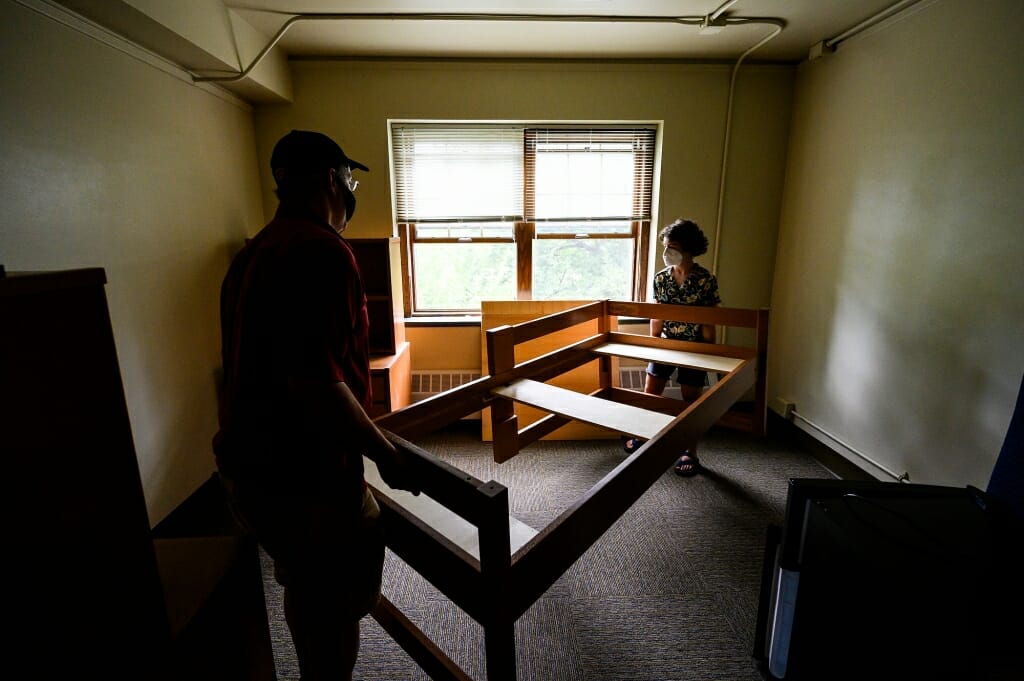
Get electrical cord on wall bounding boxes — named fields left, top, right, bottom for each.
left=791, top=408, right=911, bottom=482
left=709, top=18, right=785, bottom=280
left=707, top=18, right=784, bottom=346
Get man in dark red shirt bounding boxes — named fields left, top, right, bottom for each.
left=214, top=129, right=418, bottom=680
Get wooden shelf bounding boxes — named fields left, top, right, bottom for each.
left=349, top=237, right=405, bottom=356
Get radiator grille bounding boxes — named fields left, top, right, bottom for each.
left=411, top=367, right=686, bottom=415
left=411, top=370, right=481, bottom=402
left=618, top=366, right=684, bottom=398
left=412, top=367, right=660, bottom=401
left=619, top=366, right=648, bottom=390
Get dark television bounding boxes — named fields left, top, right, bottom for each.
left=753, top=478, right=1023, bottom=681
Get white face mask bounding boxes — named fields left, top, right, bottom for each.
left=662, top=247, right=684, bottom=267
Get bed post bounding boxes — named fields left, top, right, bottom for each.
left=596, top=300, right=614, bottom=391
left=476, top=480, right=517, bottom=681
left=487, top=324, right=520, bottom=463
left=753, top=308, right=770, bottom=436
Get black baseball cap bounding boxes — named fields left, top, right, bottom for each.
left=270, top=130, right=368, bottom=185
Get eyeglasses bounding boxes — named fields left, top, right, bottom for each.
left=335, top=166, right=359, bottom=193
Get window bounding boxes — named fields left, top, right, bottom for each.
left=391, top=122, right=656, bottom=316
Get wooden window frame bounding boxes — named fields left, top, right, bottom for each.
left=395, top=125, right=656, bottom=317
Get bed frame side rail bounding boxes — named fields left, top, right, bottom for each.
left=507, top=358, right=757, bottom=618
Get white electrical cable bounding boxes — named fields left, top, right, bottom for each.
left=709, top=18, right=785, bottom=278
left=194, top=11, right=709, bottom=83
left=707, top=18, right=784, bottom=346
left=791, top=410, right=910, bottom=482
left=709, top=0, right=741, bottom=23
left=824, top=0, right=924, bottom=49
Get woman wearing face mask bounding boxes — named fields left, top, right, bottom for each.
left=623, top=218, right=720, bottom=476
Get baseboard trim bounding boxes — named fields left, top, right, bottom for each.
left=767, top=411, right=876, bottom=481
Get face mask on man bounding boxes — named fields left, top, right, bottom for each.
left=335, top=166, right=358, bottom=220
left=662, top=247, right=684, bottom=267
left=343, top=185, right=356, bottom=220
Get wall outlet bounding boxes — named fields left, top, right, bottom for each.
left=771, top=397, right=796, bottom=419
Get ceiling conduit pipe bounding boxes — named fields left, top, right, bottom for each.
left=705, top=16, right=783, bottom=348
left=708, top=17, right=785, bottom=279
left=708, top=0, right=741, bottom=23
left=825, top=0, right=925, bottom=50
left=192, top=12, right=712, bottom=83
left=190, top=10, right=799, bottom=85
left=193, top=13, right=303, bottom=83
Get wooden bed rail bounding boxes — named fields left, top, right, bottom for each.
left=362, top=432, right=525, bottom=680
left=487, top=300, right=607, bottom=347
left=485, top=302, right=769, bottom=462
left=366, top=300, right=769, bottom=681
left=606, top=300, right=763, bottom=328
left=508, top=358, right=757, bottom=617
left=602, top=331, right=757, bottom=360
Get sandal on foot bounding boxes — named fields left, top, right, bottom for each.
left=673, top=452, right=701, bottom=477
left=623, top=437, right=645, bottom=454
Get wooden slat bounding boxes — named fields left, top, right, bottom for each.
left=592, top=342, right=743, bottom=373
left=492, top=379, right=673, bottom=440
left=365, top=457, right=538, bottom=560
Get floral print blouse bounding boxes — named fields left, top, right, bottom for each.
left=652, top=262, right=720, bottom=341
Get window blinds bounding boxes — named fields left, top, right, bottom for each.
left=390, top=123, right=655, bottom=224
left=391, top=124, right=524, bottom=224
left=526, top=128, right=655, bottom=223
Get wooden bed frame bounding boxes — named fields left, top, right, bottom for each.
left=367, top=300, right=769, bottom=681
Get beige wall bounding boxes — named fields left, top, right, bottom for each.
left=254, top=59, right=793, bottom=367
left=0, top=1, right=264, bottom=524
left=770, top=0, right=1024, bottom=488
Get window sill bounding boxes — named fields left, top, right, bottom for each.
left=405, top=316, right=482, bottom=327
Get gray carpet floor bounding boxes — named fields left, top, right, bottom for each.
left=260, top=422, right=834, bottom=681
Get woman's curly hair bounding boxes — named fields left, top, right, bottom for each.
left=659, top=219, right=709, bottom=257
